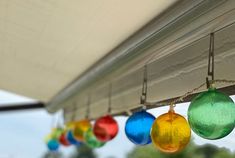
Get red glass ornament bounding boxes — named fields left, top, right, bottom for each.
left=59, top=132, right=70, bottom=146
left=93, top=115, right=119, bottom=142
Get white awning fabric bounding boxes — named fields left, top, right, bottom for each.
left=0, top=0, right=176, bottom=102
left=45, top=0, right=235, bottom=121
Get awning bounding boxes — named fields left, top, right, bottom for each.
left=1, top=0, right=235, bottom=120
left=0, top=0, right=176, bottom=102
left=46, top=0, right=235, bottom=122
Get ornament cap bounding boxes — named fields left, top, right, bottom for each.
left=208, top=86, right=216, bottom=91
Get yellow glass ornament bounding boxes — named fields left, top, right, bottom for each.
left=66, top=121, right=76, bottom=130
left=151, top=109, right=191, bottom=153
left=44, top=134, right=52, bottom=143
left=73, top=119, right=92, bottom=141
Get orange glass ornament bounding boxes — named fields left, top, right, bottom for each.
left=151, top=109, right=191, bottom=153
left=73, top=119, right=92, bottom=141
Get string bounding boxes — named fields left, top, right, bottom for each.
left=149, top=79, right=235, bottom=107
left=64, top=78, right=235, bottom=121
left=110, top=79, right=235, bottom=111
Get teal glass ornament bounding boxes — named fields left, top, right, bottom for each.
left=84, top=128, right=105, bottom=148
left=47, top=139, right=60, bottom=151
left=188, top=88, right=235, bottom=140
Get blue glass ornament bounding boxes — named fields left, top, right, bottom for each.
left=47, top=139, right=60, bottom=151
left=125, top=110, right=155, bottom=145
left=66, top=130, right=82, bottom=146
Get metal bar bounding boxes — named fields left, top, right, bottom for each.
left=90, top=84, right=235, bottom=120
left=132, top=84, right=235, bottom=113
left=0, top=102, right=45, bottom=112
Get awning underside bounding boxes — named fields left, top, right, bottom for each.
left=0, top=0, right=176, bottom=102
left=1, top=0, right=235, bottom=120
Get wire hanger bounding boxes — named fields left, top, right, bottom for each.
left=107, top=83, right=112, bottom=114
left=71, top=102, right=77, bottom=121
left=85, top=93, right=91, bottom=119
left=140, top=65, right=148, bottom=109
left=206, top=32, right=215, bottom=89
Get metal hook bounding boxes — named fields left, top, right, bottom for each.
left=140, top=65, right=148, bottom=105
left=206, top=33, right=215, bottom=89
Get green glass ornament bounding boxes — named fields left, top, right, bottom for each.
left=84, top=128, right=105, bottom=148
left=188, top=88, right=235, bottom=140
left=51, top=128, right=64, bottom=140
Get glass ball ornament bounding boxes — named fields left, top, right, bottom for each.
left=93, top=115, right=119, bottom=142
left=44, top=134, right=53, bottom=143
left=125, top=110, right=155, bottom=145
left=73, top=119, right=92, bottom=141
left=84, top=128, right=105, bottom=148
left=151, top=110, right=191, bottom=153
left=188, top=88, right=235, bottom=140
left=66, top=130, right=82, bottom=146
left=66, top=121, right=76, bottom=129
left=51, top=128, right=63, bottom=140
left=59, top=132, right=70, bottom=146
left=47, top=139, right=60, bottom=151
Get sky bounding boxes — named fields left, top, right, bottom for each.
left=1, top=90, right=235, bottom=158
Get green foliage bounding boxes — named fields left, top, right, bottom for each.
left=41, top=151, right=63, bottom=158
left=126, top=141, right=235, bottom=158
left=70, top=144, right=97, bottom=158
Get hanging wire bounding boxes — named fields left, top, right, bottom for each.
left=70, top=102, right=77, bottom=122
left=140, top=65, right=148, bottom=107
left=108, top=83, right=112, bottom=114
left=50, top=114, right=56, bottom=129
left=59, top=110, right=64, bottom=128
left=85, top=94, right=91, bottom=119
left=54, top=113, right=60, bottom=128
left=206, top=32, right=215, bottom=88
left=56, top=111, right=64, bottom=128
